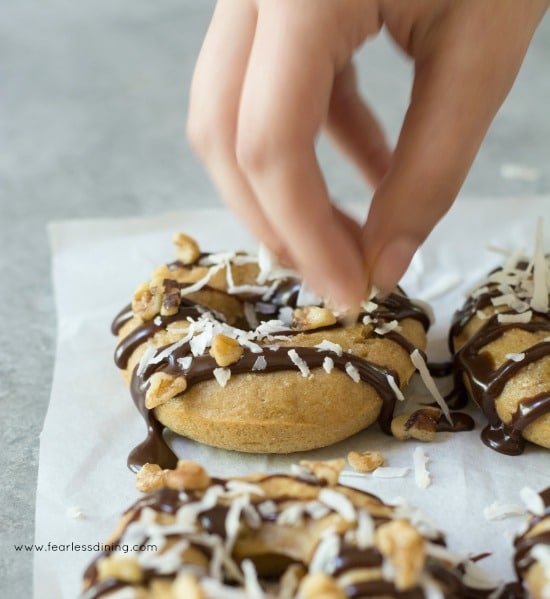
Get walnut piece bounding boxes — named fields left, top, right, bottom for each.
left=391, top=407, right=440, bottom=442
left=136, top=460, right=211, bottom=493
left=299, top=459, right=345, bottom=486
left=347, top=450, right=385, bottom=473
left=292, top=306, right=337, bottom=331
left=209, top=334, right=244, bottom=367
left=160, top=279, right=181, bottom=316
left=97, top=556, right=143, bottom=584
left=145, top=372, right=188, bottom=409
left=173, top=572, right=206, bottom=599
left=298, top=572, right=347, bottom=599
left=375, top=519, right=425, bottom=591
left=173, top=233, right=201, bottom=265
left=132, top=282, right=163, bottom=321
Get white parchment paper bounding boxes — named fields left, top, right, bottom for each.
left=35, top=198, right=550, bottom=598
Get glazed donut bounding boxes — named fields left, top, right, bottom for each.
left=514, top=487, right=550, bottom=599
left=112, top=234, right=430, bottom=470
left=447, top=241, right=550, bottom=455
left=81, top=459, right=500, bottom=599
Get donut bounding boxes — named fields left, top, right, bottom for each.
left=514, top=487, right=550, bottom=599
left=81, top=459, right=500, bottom=599
left=112, top=234, right=430, bottom=470
left=447, top=240, right=550, bottom=455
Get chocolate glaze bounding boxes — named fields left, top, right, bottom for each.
left=112, top=253, right=434, bottom=471
left=448, top=259, right=550, bottom=455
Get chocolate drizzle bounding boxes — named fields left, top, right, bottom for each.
left=448, top=258, right=550, bottom=455
left=112, top=250, right=434, bottom=471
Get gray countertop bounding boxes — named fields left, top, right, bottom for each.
left=1, top=2, right=549, bottom=597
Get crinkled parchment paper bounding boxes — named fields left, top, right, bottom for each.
left=35, top=198, right=550, bottom=598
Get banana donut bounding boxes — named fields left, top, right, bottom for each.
left=447, top=240, right=550, bottom=455
left=514, top=487, right=550, bottom=599
left=112, top=233, right=430, bottom=470
left=81, top=459, right=500, bottom=599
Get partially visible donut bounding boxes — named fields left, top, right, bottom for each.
left=81, top=459, right=500, bottom=599
left=514, top=487, right=550, bottom=599
left=112, top=234, right=431, bottom=470
left=448, top=245, right=550, bottom=455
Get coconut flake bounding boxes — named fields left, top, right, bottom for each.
left=413, top=447, right=431, bottom=489
left=372, top=467, right=409, bottom=479
left=461, top=560, right=501, bottom=590
left=296, top=282, right=322, bottom=307
left=277, top=503, right=305, bottom=526
left=137, top=344, right=161, bottom=376
left=482, top=501, right=526, bottom=521
left=505, top=353, right=525, bottom=363
left=386, top=374, right=404, bottom=401
left=374, top=320, right=401, bottom=335
left=180, top=264, right=224, bottom=296
left=288, top=349, right=311, bottom=378
left=315, top=340, right=343, bottom=356
left=224, top=481, right=265, bottom=498
left=213, top=368, right=231, bottom=388
left=322, top=356, right=334, bottom=374
left=345, top=361, right=361, bottom=383
left=309, top=531, right=340, bottom=573
left=420, top=575, right=445, bottom=599
left=177, top=356, right=193, bottom=370
left=256, top=243, right=273, bottom=284
left=497, top=311, right=533, bottom=324
left=318, top=489, right=357, bottom=522
left=410, top=349, right=453, bottom=426
left=252, top=356, right=267, bottom=371
left=66, top=506, right=85, bottom=520
left=346, top=509, right=374, bottom=549
left=241, top=559, right=266, bottom=599
left=304, top=501, right=331, bottom=520
left=361, top=300, right=378, bottom=313
left=257, top=500, right=278, bottom=518
left=520, top=486, right=545, bottom=516
left=476, top=310, right=490, bottom=320
left=243, top=302, right=259, bottom=329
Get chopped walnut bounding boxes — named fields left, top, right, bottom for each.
left=347, top=450, right=385, bottom=473
left=299, top=459, right=345, bottom=486
left=292, top=306, right=337, bottom=331
left=209, top=334, right=244, bottom=367
left=136, top=460, right=211, bottom=493
left=375, top=519, right=425, bottom=591
left=173, top=233, right=201, bottom=265
left=391, top=407, right=440, bottom=442
left=132, top=282, right=163, bottom=321
left=298, top=572, right=346, bottom=599
left=160, top=279, right=181, bottom=316
left=145, top=372, right=188, bottom=409
left=97, top=556, right=143, bottom=584
left=173, top=572, right=206, bottom=599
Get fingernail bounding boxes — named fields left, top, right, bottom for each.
left=371, top=237, right=418, bottom=293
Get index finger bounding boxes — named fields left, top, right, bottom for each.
left=235, top=3, right=367, bottom=309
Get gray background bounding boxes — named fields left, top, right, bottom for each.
left=1, top=1, right=549, bottom=597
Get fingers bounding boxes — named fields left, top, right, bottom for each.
left=326, top=63, right=392, bottom=187
left=364, top=0, right=547, bottom=293
left=186, top=0, right=286, bottom=260
left=235, top=2, right=367, bottom=307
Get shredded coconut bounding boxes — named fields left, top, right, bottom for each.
left=483, top=501, right=526, bottom=521
left=287, top=349, right=311, bottom=378
left=318, top=489, right=357, bottom=522
left=497, top=310, right=533, bottom=324
left=374, top=320, right=401, bottom=335
left=314, top=340, right=343, bottom=356
left=461, top=560, right=501, bottom=590
left=386, top=374, right=404, bottom=401
left=322, top=356, right=334, bottom=374
left=505, top=353, right=525, bottom=362
left=213, top=368, right=231, bottom=388
left=372, top=467, right=409, bottom=479
left=345, top=361, right=361, bottom=383
left=252, top=356, right=267, bottom=371
left=410, top=349, right=453, bottom=426
left=413, top=447, right=431, bottom=489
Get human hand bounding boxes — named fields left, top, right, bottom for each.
left=187, top=0, right=548, bottom=309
